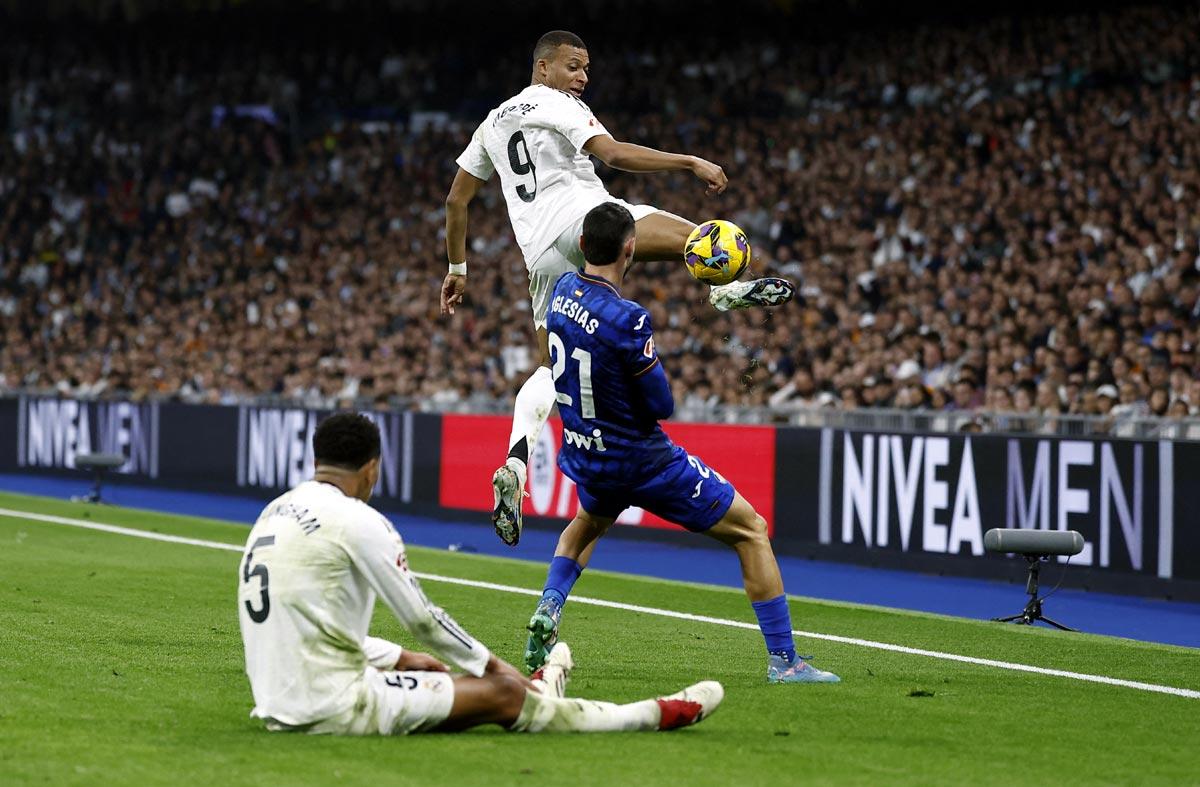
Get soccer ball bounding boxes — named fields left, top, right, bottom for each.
left=683, top=220, right=751, bottom=286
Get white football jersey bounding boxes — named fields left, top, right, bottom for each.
left=456, top=84, right=615, bottom=266
left=238, top=480, right=489, bottom=726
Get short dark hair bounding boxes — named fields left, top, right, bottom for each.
left=581, top=202, right=634, bottom=266
left=533, top=30, right=586, bottom=64
left=313, top=413, right=380, bottom=470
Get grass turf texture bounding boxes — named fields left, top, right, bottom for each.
left=1, top=490, right=1197, bottom=787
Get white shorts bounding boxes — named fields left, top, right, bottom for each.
left=528, top=200, right=659, bottom=330
left=294, top=670, right=456, bottom=736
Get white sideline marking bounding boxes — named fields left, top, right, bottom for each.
left=2, top=506, right=1197, bottom=701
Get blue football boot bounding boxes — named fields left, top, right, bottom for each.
left=767, top=653, right=841, bottom=683
left=524, top=598, right=563, bottom=672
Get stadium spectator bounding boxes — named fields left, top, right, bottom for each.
left=2, top=3, right=1199, bottom=434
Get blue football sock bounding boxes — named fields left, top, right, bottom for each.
left=751, top=594, right=796, bottom=662
left=540, top=556, right=583, bottom=608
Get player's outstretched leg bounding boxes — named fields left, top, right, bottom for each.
left=632, top=211, right=796, bottom=311
left=492, top=361, right=556, bottom=546
left=705, top=493, right=840, bottom=684
left=510, top=679, right=724, bottom=733
left=436, top=646, right=722, bottom=733
left=526, top=510, right=611, bottom=670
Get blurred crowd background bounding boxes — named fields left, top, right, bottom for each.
left=2, top=1, right=1199, bottom=432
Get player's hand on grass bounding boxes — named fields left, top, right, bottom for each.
left=690, top=156, right=727, bottom=196
left=394, top=650, right=450, bottom=672
left=440, top=273, right=466, bottom=315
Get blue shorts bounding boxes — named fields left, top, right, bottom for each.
left=575, top=446, right=736, bottom=532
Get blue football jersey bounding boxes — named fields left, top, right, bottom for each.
left=546, top=271, right=676, bottom=486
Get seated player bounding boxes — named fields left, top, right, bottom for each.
left=237, top=412, right=723, bottom=735
left=527, top=202, right=840, bottom=684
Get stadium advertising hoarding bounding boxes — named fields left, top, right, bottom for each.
left=0, top=397, right=441, bottom=509
left=436, top=413, right=777, bottom=533
left=227, top=405, right=441, bottom=507
left=0, top=397, right=1194, bottom=595
left=774, top=428, right=1196, bottom=590
left=6, top=395, right=160, bottom=479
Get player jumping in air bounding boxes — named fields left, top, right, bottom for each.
left=440, top=30, right=795, bottom=546
left=238, top=413, right=724, bottom=735
left=528, top=203, right=840, bottom=684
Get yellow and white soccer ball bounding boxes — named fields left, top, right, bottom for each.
left=683, top=219, right=751, bottom=285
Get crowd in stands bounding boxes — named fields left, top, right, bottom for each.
left=2, top=3, right=1199, bottom=431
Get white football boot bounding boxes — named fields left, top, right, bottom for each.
left=530, top=642, right=573, bottom=699
left=654, top=680, right=725, bottom=730
left=709, top=277, right=796, bottom=312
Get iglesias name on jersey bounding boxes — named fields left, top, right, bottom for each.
left=546, top=271, right=676, bottom=487
left=455, top=84, right=614, bottom=266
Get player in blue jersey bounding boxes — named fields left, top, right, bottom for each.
left=529, top=202, right=840, bottom=684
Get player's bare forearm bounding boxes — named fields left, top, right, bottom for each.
left=444, top=201, right=469, bottom=265
left=444, top=169, right=483, bottom=264
left=584, top=136, right=726, bottom=194
left=442, top=169, right=484, bottom=315
left=588, top=139, right=691, bottom=172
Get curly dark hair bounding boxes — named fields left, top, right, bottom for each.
left=313, top=413, right=380, bottom=470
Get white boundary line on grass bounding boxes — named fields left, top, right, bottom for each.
left=2, top=506, right=1197, bottom=701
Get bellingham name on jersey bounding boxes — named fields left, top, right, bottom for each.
left=546, top=271, right=676, bottom=487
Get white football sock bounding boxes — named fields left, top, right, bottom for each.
left=509, top=689, right=660, bottom=733
left=506, top=365, right=556, bottom=475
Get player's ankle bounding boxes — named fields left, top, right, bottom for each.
left=505, top=457, right=527, bottom=486
left=539, top=589, right=566, bottom=609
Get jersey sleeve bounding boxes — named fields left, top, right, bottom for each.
left=623, top=306, right=675, bottom=420
left=539, top=93, right=609, bottom=154
left=625, top=307, right=659, bottom=377
left=344, top=510, right=490, bottom=677
left=362, top=636, right=403, bottom=670
left=455, top=121, right=495, bottom=181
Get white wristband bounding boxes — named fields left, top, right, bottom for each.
left=448, top=261, right=467, bottom=276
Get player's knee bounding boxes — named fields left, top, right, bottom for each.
left=575, top=509, right=611, bottom=538
left=493, top=674, right=528, bottom=715
left=747, top=513, right=770, bottom=544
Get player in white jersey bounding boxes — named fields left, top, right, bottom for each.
left=440, top=30, right=797, bottom=546
left=238, top=412, right=723, bottom=735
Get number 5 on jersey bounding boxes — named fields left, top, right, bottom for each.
left=242, top=536, right=275, bottom=623
left=548, top=330, right=595, bottom=419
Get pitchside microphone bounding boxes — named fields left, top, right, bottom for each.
left=983, top=528, right=1084, bottom=557
left=985, top=528, right=1083, bottom=631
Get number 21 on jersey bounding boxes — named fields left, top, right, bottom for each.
left=548, top=330, right=595, bottom=419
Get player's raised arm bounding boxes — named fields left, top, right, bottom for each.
left=441, top=167, right=487, bottom=315
left=584, top=135, right=727, bottom=196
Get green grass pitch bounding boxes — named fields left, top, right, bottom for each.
left=1, top=490, right=1198, bottom=786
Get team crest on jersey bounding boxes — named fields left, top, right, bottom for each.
left=396, top=552, right=408, bottom=571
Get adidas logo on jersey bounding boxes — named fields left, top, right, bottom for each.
left=563, top=427, right=608, bottom=453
